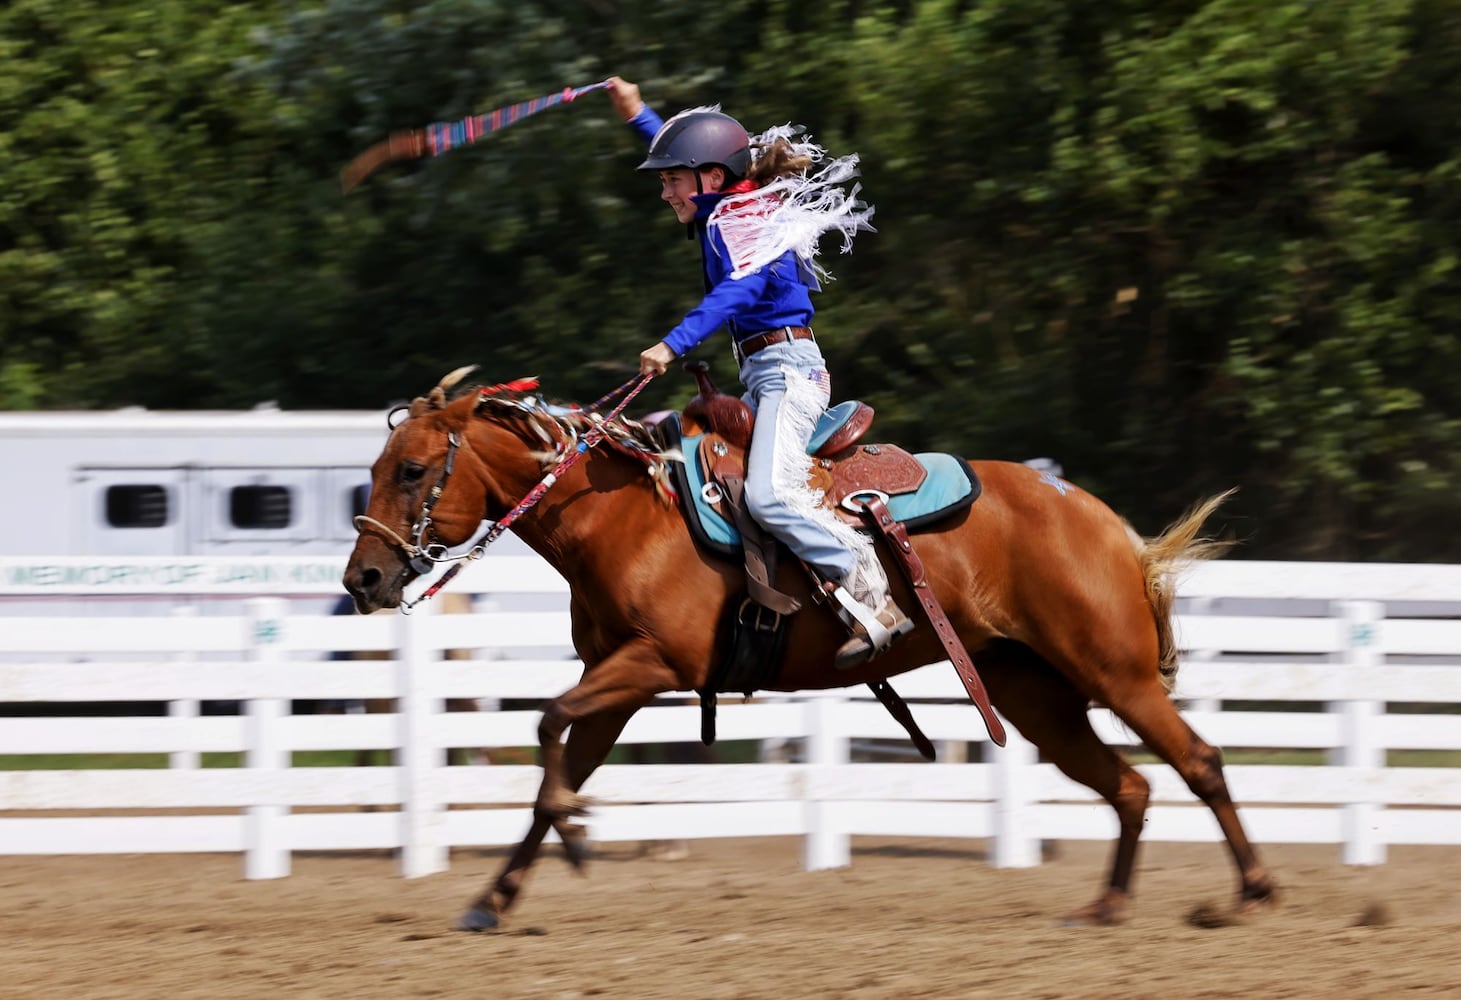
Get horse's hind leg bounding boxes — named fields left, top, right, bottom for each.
left=457, top=707, right=636, bottom=932
left=1104, top=679, right=1276, bottom=915
left=980, top=644, right=1153, bottom=924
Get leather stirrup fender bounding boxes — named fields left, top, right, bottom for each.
left=720, top=475, right=802, bottom=616
left=859, top=497, right=1007, bottom=747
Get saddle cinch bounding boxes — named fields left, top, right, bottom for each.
left=660, top=362, right=1007, bottom=753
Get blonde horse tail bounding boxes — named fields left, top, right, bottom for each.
left=1132, top=488, right=1238, bottom=693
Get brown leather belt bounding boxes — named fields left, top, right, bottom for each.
left=734, top=326, right=815, bottom=363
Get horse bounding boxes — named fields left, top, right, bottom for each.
left=343, top=368, right=1276, bottom=930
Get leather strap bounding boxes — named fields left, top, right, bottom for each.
left=720, top=475, right=802, bottom=615
left=861, top=497, right=1007, bottom=747
left=868, top=680, right=936, bottom=760
left=733, top=325, right=815, bottom=363
left=700, top=690, right=718, bottom=745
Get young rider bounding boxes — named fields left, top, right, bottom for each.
left=604, top=76, right=911, bottom=669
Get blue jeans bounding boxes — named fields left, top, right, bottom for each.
left=737, top=339, right=859, bottom=583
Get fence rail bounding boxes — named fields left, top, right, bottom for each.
left=1, top=556, right=1459, bottom=877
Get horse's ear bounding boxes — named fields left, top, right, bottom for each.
left=423, top=364, right=480, bottom=410
left=438, top=365, right=479, bottom=397
left=399, top=368, right=480, bottom=421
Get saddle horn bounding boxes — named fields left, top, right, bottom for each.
left=682, top=361, right=753, bottom=449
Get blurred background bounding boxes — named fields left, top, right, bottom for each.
left=3, top=0, right=1458, bottom=560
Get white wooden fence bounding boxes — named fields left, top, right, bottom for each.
left=0, top=556, right=1458, bottom=878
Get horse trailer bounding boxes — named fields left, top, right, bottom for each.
left=0, top=405, right=395, bottom=560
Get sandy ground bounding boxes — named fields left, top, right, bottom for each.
left=0, top=837, right=1457, bottom=999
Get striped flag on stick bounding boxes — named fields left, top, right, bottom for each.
left=341, top=80, right=610, bottom=194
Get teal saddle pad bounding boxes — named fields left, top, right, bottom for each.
left=661, top=417, right=981, bottom=559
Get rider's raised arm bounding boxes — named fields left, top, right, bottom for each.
left=626, top=105, right=663, bottom=147
left=607, top=76, right=662, bottom=145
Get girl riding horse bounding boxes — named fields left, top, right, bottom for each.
left=606, top=77, right=910, bottom=669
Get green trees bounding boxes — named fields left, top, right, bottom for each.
left=0, top=1, right=272, bottom=404
left=819, top=0, right=1461, bottom=557
left=2, top=1, right=1457, bottom=559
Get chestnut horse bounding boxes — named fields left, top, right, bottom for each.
left=343, top=370, right=1276, bottom=930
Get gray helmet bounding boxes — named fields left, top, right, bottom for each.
left=638, top=110, right=751, bottom=178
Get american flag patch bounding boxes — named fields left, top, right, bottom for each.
left=807, top=368, right=831, bottom=393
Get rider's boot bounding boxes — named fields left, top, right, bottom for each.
left=832, top=583, right=914, bottom=670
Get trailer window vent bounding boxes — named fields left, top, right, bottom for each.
left=105, top=485, right=170, bottom=529
left=230, top=485, right=293, bottom=530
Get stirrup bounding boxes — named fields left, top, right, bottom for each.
left=832, top=594, right=914, bottom=670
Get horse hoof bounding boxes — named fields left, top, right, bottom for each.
left=1060, top=895, right=1128, bottom=927
left=1239, top=873, right=1281, bottom=915
left=642, top=839, right=691, bottom=862
left=455, top=907, right=499, bottom=932
left=559, top=825, right=591, bottom=870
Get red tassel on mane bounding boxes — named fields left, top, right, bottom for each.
left=480, top=377, right=540, bottom=397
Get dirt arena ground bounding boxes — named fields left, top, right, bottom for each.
left=1, top=837, right=1457, bottom=999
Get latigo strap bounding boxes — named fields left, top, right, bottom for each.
left=717, top=474, right=802, bottom=616
left=860, top=497, right=1007, bottom=747
left=868, top=679, right=936, bottom=760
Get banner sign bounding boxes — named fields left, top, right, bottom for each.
left=0, top=554, right=568, bottom=598
left=0, top=557, right=348, bottom=596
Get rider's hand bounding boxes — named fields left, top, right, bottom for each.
left=639, top=341, right=675, bottom=377
left=606, top=76, right=644, bottom=121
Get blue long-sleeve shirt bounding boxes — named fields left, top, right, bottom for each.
left=628, top=106, right=817, bottom=356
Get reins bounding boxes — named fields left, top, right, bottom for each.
left=354, top=373, right=656, bottom=612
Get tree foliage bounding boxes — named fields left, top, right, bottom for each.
left=2, top=0, right=1457, bottom=559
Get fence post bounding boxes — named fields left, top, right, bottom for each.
left=991, top=716, right=1040, bottom=868
left=244, top=597, right=290, bottom=879
left=169, top=605, right=200, bottom=770
left=802, top=693, right=850, bottom=870
left=1332, top=599, right=1385, bottom=866
left=397, top=601, right=448, bottom=877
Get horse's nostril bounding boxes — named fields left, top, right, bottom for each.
left=359, top=567, right=382, bottom=590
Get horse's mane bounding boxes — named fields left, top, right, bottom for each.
left=406, top=367, right=679, bottom=504
left=470, top=387, right=680, bottom=505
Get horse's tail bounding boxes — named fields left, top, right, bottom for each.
left=1132, top=489, right=1238, bottom=692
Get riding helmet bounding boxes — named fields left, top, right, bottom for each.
left=638, top=110, right=752, bottom=179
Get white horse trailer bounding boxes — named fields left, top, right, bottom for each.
left=0, top=406, right=400, bottom=636
left=0, top=406, right=394, bottom=560
left=0, top=405, right=548, bottom=616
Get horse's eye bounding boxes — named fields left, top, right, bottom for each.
left=400, top=462, right=427, bottom=484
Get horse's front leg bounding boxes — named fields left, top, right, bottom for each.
left=533, top=704, right=640, bottom=870
left=457, top=642, right=674, bottom=931
left=537, top=644, right=679, bottom=859
left=456, top=708, right=642, bottom=932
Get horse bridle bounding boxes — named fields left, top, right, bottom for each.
left=352, top=374, right=656, bottom=610
left=352, top=427, right=470, bottom=578
left=410, top=429, right=464, bottom=573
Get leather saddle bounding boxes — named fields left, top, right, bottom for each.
left=670, top=362, right=1007, bottom=752
left=681, top=362, right=929, bottom=531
